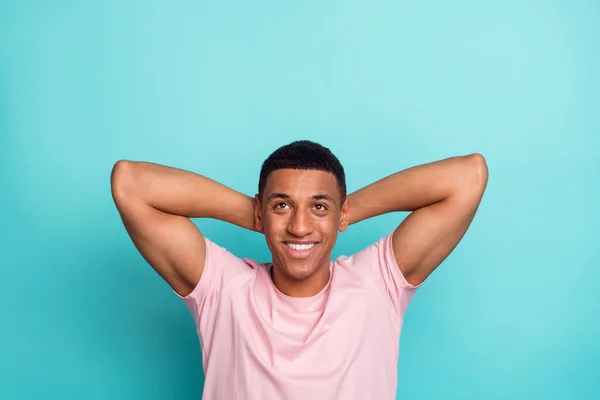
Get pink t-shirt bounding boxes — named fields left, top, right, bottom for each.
left=179, top=232, right=422, bottom=400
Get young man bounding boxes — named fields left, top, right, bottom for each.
left=111, top=140, right=488, bottom=400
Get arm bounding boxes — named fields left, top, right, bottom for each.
left=110, top=160, right=257, bottom=296
left=347, top=153, right=488, bottom=286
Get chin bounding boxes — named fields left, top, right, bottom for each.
left=282, top=263, right=317, bottom=281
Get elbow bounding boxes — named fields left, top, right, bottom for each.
left=456, top=153, right=488, bottom=199
left=462, top=153, right=488, bottom=196
left=111, top=160, right=136, bottom=202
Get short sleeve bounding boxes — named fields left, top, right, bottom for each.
left=346, top=232, right=424, bottom=317
left=176, top=237, right=253, bottom=330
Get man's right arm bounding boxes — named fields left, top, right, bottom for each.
left=110, top=160, right=257, bottom=297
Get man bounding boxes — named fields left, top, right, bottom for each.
left=110, top=140, right=488, bottom=399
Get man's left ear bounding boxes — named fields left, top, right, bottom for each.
left=338, top=197, right=350, bottom=232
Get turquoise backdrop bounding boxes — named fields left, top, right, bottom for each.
left=1, top=1, right=598, bottom=399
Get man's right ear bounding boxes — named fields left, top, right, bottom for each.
left=253, top=194, right=264, bottom=233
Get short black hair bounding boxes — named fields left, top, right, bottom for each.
left=258, top=140, right=346, bottom=204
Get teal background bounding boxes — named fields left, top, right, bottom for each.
left=1, top=0, right=598, bottom=399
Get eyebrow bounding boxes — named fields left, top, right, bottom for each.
left=267, top=192, right=337, bottom=205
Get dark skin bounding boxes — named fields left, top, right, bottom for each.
left=254, top=169, right=350, bottom=297
left=111, top=154, right=487, bottom=298
left=254, top=154, right=488, bottom=296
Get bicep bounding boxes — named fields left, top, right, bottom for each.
left=114, top=195, right=206, bottom=297
left=392, top=189, right=485, bottom=286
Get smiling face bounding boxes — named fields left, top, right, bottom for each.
left=254, top=168, right=349, bottom=297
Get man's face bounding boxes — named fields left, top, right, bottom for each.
left=254, top=169, right=349, bottom=281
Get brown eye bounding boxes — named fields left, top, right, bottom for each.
left=274, top=202, right=289, bottom=210
left=314, top=203, right=327, bottom=211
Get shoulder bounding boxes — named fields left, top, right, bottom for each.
left=182, top=237, right=261, bottom=301
left=332, top=233, right=421, bottom=316
left=334, top=232, right=420, bottom=290
left=334, top=233, right=393, bottom=267
left=204, top=236, right=261, bottom=267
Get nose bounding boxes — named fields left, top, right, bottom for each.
left=287, top=208, right=313, bottom=237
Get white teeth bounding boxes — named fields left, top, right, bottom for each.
left=286, top=243, right=315, bottom=251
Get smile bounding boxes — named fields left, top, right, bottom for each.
left=283, top=242, right=319, bottom=259
left=285, top=242, right=316, bottom=251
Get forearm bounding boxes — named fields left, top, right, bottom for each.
left=347, top=154, right=487, bottom=225
left=111, top=160, right=257, bottom=231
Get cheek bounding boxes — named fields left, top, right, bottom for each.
left=263, top=215, right=287, bottom=238
left=315, top=216, right=338, bottom=233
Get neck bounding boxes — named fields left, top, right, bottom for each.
left=271, top=262, right=330, bottom=297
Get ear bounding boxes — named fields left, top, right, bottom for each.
left=338, top=197, right=350, bottom=232
left=253, top=194, right=264, bottom=233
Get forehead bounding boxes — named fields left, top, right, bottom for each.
left=264, top=169, right=339, bottom=198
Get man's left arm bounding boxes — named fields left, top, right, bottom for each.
left=347, top=153, right=488, bottom=286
